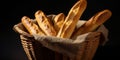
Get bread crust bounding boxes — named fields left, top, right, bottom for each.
left=35, top=10, right=57, bottom=36
left=21, top=16, right=45, bottom=35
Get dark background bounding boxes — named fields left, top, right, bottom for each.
left=0, top=0, right=119, bottom=60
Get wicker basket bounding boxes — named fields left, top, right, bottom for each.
left=13, top=15, right=108, bottom=60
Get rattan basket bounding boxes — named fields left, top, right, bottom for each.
left=13, top=15, right=108, bottom=60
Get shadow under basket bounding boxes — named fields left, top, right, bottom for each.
left=13, top=15, right=108, bottom=60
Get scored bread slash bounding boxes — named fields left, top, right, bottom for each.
left=35, top=10, right=57, bottom=36
left=54, top=13, right=65, bottom=33
left=72, top=9, right=112, bottom=39
left=57, top=0, right=87, bottom=38
left=21, top=16, right=45, bottom=36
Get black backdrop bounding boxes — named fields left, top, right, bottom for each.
left=0, top=0, right=119, bottom=60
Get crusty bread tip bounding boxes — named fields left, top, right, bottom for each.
left=53, top=13, right=65, bottom=33
left=21, top=16, right=45, bottom=35
left=35, top=10, right=57, bottom=36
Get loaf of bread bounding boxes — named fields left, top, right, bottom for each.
left=21, top=16, right=45, bottom=35
left=53, top=13, right=65, bottom=33
left=57, top=0, right=87, bottom=38
left=35, top=10, right=57, bottom=36
left=72, top=9, right=112, bottom=39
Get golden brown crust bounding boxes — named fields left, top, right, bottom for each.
left=53, top=13, right=65, bottom=33
left=57, top=0, right=87, bottom=38
left=72, top=9, right=112, bottom=39
left=35, top=10, right=57, bottom=36
left=21, top=16, right=45, bottom=35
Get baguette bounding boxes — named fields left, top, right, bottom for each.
left=57, top=0, right=87, bottom=38
left=35, top=10, right=57, bottom=36
left=54, top=13, right=65, bottom=32
left=56, top=0, right=87, bottom=60
left=72, top=9, right=112, bottom=39
left=21, top=16, right=45, bottom=35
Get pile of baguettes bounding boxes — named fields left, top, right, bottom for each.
left=21, top=0, right=112, bottom=40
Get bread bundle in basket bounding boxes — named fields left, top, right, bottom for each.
left=13, top=0, right=112, bottom=60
